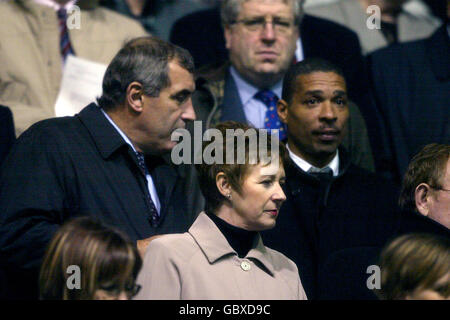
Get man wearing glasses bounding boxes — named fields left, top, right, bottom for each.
left=192, top=0, right=375, bottom=173
left=398, top=143, right=450, bottom=233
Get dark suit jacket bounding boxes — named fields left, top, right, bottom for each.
left=0, top=105, right=15, bottom=168
left=0, top=103, right=203, bottom=299
left=368, top=25, right=450, bottom=183
left=171, top=8, right=389, bottom=175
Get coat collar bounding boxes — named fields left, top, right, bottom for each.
left=76, top=103, right=130, bottom=160
left=220, top=70, right=248, bottom=123
left=188, top=212, right=275, bottom=276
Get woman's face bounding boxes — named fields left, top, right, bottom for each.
left=94, top=289, right=129, bottom=300
left=406, top=274, right=450, bottom=300
left=229, top=162, right=286, bottom=231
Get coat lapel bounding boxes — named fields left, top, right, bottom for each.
left=220, top=71, right=248, bottom=123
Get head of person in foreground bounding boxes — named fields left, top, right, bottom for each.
left=376, top=233, right=450, bottom=300
left=39, top=217, right=142, bottom=300
left=399, top=143, right=450, bottom=229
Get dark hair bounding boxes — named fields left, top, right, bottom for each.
left=376, top=233, right=450, bottom=300
left=281, top=58, right=346, bottom=104
left=97, top=36, right=194, bottom=110
left=195, top=121, right=287, bottom=213
left=39, top=217, right=142, bottom=300
left=399, top=143, right=450, bottom=212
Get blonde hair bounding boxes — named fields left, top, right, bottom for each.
left=39, top=217, right=142, bottom=300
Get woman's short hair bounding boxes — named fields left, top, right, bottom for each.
left=398, top=143, right=450, bottom=212
left=195, top=121, right=287, bottom=212
left=39, top=217, right=142, bottom=300
left=376, top=233, right=450, bottom=300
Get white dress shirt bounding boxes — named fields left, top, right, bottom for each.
left=230, top=66, right=283, bottom=128
left=101, top=108, right=161, bottom=214
left=33, top=0, right=77, bottom=11
left=230, top=37, right=304, bottom=128
left=287, top=143, right=340, bottom=176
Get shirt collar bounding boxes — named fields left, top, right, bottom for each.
left=76, top=103, right=129, bottom=159
left=188, top=212, right=275, bottom=276
left=286, top=143, right=339, bottom=176
left=33, top=0, right=77, bottom=11
left=101, top=108, right=138, bottom=154
left=229, top=66, right=282, bottom=105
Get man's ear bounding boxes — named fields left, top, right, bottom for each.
left=126, top=81, right=144, bottom=113
left=216, top=172, right=232, bottom=198
left=277, top=99, right=289, bottom=124
left=224, top=26, right=232, bottom=50
left=415, top=183, right=431, bottom=216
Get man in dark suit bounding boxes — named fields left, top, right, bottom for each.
left=0, top=37, right=204, bottom=299
left=368, top=20, right=450, bottom=184
left=396, top=143, right=450, bottom=236
left=261, top=58, right=399, bottom=299
left=187, top=0, right=376, bottom=172
left=0, top=105, right=15, bottom=167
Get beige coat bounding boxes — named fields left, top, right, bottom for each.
left=0, top=0, right=147, bottom=136
left=305, top=0, right=441, bottom=55
left=135, top=212, right=307, bottom=300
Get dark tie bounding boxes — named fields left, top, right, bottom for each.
left=135, top=152, right=160, bottom=225
left=308, top=166, right=333, bottom=183
left=57, top=8, right=75, bottom=62
left=254, top=90, right=286, bottom=140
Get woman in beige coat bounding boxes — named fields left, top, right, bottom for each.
left=135, top=121, right=307, bottom=300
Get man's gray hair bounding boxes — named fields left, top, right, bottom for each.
left=221, top=0, right=305, bottom=27
left=97, top=36, right=194, bottom=110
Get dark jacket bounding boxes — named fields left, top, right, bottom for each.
left=0, top=105, right=15, bottom=168
left=0, top=103, right=203, bottom=299
left=368, top=25, right=450, bottom=183
left=261, top=148, right=400, bottom=299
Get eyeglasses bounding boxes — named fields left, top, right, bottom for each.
left=232, top=17, right=295, bottom=33
left=99, top=282, right=142, bottom=299
left=429, top=185, right=450, bottom=192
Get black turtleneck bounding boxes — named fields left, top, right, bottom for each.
left=206, top=211, right=258, bottom=258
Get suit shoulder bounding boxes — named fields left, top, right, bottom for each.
left=90, top=7, right=148, bottom=36
left=172, top=7, right=218, bottom=27
left=0, top=105, right=13, bottom=119
left=302, top=14, right=359, bottom=43
left=370, top=39, right=426, bottom=62
left=17, top=116, right=80, bottom=146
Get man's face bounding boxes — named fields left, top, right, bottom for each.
left=278, top=72, right=349, bottom=166
left=137, top=61, right=195, bottom=155
left=224, top=0, right=299, bottom=87
left=426, top=159, right=450, bottom=229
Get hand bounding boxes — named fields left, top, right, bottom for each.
left=137, top=234, right=164, bottom=258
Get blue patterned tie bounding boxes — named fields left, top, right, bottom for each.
left=57, top=8, right=75, bottom=62
left=254, top=90, right=286, bottom=140
left=135, top=152, right=160, bottom=225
